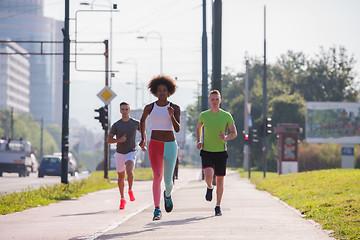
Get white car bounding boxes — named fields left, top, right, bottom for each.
left=30, top=153, right=39, bottom=173
left=53, top=152, right=77, bottom=176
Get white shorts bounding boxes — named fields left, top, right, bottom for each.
left=114, top=151, right=137, bottom=173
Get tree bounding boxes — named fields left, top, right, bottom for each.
left=269, top=93, right=306, bottom=140
left=300, top=46, right=358, bottom=101
left=185, top=46, right=359, bottom=171
left=0, top=109, right=58, bottom=157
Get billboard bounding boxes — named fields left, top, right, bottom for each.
left=306, top=102, right=360, bottom=143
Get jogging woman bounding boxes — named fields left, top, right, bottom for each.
left=139, top=75, right=181, bottom=221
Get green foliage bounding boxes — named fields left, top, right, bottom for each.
left=79, top=150, right=104, bottom=172
left=186, top=46, right=359, bottom=171
left=269, top=93, right=306, bottom=135
left=298, top=142, right=342, bottom=171
left=186, top=99, right=201, bottom=140
left=304, top=47, right=358, bottom=101
left=46, top=124, right=62, bottom=150
left=239, top=169, right=360, bottom=240
left=0, top=109, right=59, bottom=157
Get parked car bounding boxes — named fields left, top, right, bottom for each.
left=0, top=139, right=32, bottom=177
left=53, top=152, right=77, bottom=176
left=38, top=153, right=76, bottom=178
left=38, top=155, right=62, bottom=178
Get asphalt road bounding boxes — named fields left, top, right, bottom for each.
left=0, top=171, right=90, bottom=194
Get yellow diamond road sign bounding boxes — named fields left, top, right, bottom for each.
left=97, top=86, right=116, bottom=105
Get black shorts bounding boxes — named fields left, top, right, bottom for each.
left=200, top=150, right=228, bottom=176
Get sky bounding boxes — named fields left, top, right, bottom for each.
left=43, top=0, right=360, bottom=133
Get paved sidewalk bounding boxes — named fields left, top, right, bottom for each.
left=0, top=168, right=334, bottom=240
left=95, top=170, right=334, bottom=240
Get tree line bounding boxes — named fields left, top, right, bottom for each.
left=187, top=46, right=360, bottom=171
left=0, top=110, right=103, bottom=172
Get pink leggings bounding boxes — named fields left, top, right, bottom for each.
left=148, top=139, right=178, bottom=208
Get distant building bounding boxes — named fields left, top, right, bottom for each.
left=0, top=0, right=63, bottom=125
left=0, top=41, right=30, bottom=114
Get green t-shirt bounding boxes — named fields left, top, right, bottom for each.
left=199, top=109, right=235, bottom=152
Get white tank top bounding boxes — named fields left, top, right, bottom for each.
left=149, top=102, right=173, bottom=131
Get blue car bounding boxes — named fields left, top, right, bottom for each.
left=38, top=155, right=62, bottom=178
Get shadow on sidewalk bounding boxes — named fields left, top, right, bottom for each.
left=95, top=216, right=213, bottom=240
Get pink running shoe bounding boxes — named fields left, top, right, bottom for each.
left=128, top=190, right=135, bottom=201
left=120, top=199, right=126, bottom=210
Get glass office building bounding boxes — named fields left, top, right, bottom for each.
left=0, top=0, right=63, bottom=125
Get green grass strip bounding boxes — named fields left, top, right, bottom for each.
left=0, top=168, right=153, bottom=215
left=239, top=169, right=360, bottom=240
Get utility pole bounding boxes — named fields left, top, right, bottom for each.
left=201, top=0, right=208, bottom=111
left=40, top=117, right=43, bottom=159
left=212, top=0, right=222, bottom=93
left=61, top=0, right=70, bottom=184
left=262, top=5, right=267, bottom=178
left=10, top=107, right=13, bottom=139
left=104, top=40, right=110, bottom=179
left=244, top=60, right=250, bottom=176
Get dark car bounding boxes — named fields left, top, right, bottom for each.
left=38, top=155, right=62, bottom=178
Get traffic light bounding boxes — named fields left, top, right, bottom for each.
left=250, top=128, right=259, bottom=144
left=244, top=133, right=249, bottom=144
left=95, top=106, right=108, bottom=130
left=257, top=118, right=272, bottom=137
left=265, top=118, right=272, bottom=135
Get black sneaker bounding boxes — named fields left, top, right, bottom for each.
left=164, top=191, right=173, bottom=213
left=153, top=208, right=162, bottom=221
left=215, top=206, right=222, bottom=216
left=205, top=187, right=213, bottom=201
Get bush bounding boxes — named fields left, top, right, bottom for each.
left=298, top=142, right=341, bottom=171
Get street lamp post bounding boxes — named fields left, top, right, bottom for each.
left=137, top=31, right=163, bottom=74
left=117, top=58, right=139, bottom=109
left=80, top=0, right=117, bottom=128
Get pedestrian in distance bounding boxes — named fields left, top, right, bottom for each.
left=108, top=102, right=145, bottom=210
left=139, top=75, right=181, bottom=221
left=196, top=90, right=238, bottom=216
left=173, top=146, right=181, bottom=183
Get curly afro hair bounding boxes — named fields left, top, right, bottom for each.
left=148, top=75, right=178, bottom=97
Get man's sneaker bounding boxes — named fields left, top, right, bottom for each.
left=164, top=191, right=173, bottom=213
left=205, top=187, right=213, bottom=201
left=119, top=199, right=126, bottom=210
left=128, top=190, right=135, bottom=201
left=153, top=208, right=162, bottom=221
left=215, top=206, right=222, bottom=216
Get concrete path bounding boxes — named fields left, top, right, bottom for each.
left=0, top=168, right=334, bottom=240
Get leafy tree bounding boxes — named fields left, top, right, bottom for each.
left=185, top=46, right=359, bottom=171
left=46, top=124, right=61, bottom=150
left=269, top=93, right=306, bottom=139
left=0, top=109, right=58, bottom=158
left=301, top=47, right=357, bottom=101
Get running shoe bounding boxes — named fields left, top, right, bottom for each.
left=205, top=187, right=213, bottom=201
left=128, top=190, right=135, bottom=201
left=119, top=199, right=126, bottom=210
left=153, top=208, right=162, bottom=221
left=215, top=206, right=222, bottom=216
left=164, top=191, right=173, bottom=213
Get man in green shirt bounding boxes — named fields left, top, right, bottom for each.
left=196, top=90, right=238, bottom=216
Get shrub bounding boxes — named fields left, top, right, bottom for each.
left=298, top=142, right=341, bottom=171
